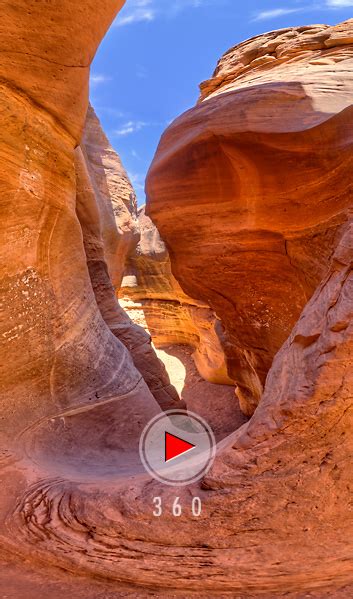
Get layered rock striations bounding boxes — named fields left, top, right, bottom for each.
left=78, top=108, right=181, bottom=411
left=2, top=8, right=353, bottom=598
left=10, top=217, right=353, bottom=596
left=0, top=0, right=176, bottom=573
left=146, top=20, right=353, bottom=415
left=0, top=0, right=151, bottom=444
left=82, top=104, right=139, bottom=289
left=120, top=207, right=232, bottom=385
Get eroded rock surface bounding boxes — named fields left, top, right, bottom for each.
left=2, top=8, right=353, bottom=599
left=120, top=207, right=232, bottom=385
left=78, top=109, right=181, bottom=412
left=147, top=20, right=353, bottom=415
left=0, top=0, right=173, bottom=576
left=0, top=0, right=154, bottom=445
left=8, top=217, right=353, bottom=596
left=82, top=104, right=139, bottom=289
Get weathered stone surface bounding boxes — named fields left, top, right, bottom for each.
left=120, top=207, right=232, bottom=385
left=10, top=193, right=353, bottom=597
left=2, top=8, right=353, bottom=599
left=0, top=0, right=161, bottom=574
left=82, top=104, right=139, bottom=289
left=78, top=110, right=182, bottom=412
left=0, top=1, right=125, bottom=142
left=0, top=0, right=154, bottom=446
left=147, top=20, right=353, bottom=415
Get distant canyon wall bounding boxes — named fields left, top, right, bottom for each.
left=79, top=108, right=182, bottom=411
left=120, top=207, right=233, bottom=386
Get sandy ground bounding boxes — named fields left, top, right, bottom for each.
left=155, top=344, right=248, bottom=441
left=3, top=550, right=353, bottom=599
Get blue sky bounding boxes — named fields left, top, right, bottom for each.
left=90, top=0, right=353, bottom=204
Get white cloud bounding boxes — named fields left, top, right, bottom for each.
left=115, top=0, right=155, bottom=26
left=253, top=0, right=353, bottom=21
left=253, top=7, right=301, bottom=21
left=136, top=64, right=149, bottom=79
left=115, top=0, right=353, bottom=27
left=90, top=74, right=111, bottom=85
left=326, top=0, right=353, bottom=5
left=117, top=9, right=156, bottom=26
left=129, top=172, right=145, bottom=192
left=92, top=106, right=126, bottom=118
left=114, top=120, right=148, bottom=136
left=115, top=0, right=209, bottom=27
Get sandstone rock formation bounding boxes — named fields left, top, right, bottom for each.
left=0, top=0, right=152, bottom=444
left=78, top=108, right=181, bottom=411
left=82, top=104, right=139, bottom=289
left=2, top=6, right=353, bottom=598
left=8, top=217, right=353, bottom=596
left=120, top=206, right=233, bottom=385
left=147, top=20, right=353, bottom=416
left=0, top=0, right=176, bottom=577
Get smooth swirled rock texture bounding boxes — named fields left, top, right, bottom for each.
left=120, top=206, right=232, bottom=385
left=8, top=217, right=353, bottom=597
left=0, top=0, right=162, bottom=570
left=0, top=0, right=160, bottom=447
left=147, top=20, right=353, bottom=415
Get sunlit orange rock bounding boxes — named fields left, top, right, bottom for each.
left=120, top=206, right=232, bottom=385
left=147, top=20, right=353, bottom=415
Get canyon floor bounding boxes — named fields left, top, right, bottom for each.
left=4, top=550, right=353, bottom=599
left=1, top=346, right=352, bottom=599
left=155, top=344, right=247, bottom=441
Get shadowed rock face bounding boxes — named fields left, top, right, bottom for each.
left=0, top=1, right=153, bottom=445
left=0, top=0, right=183, bottom=447
left=82, top=104, right=140, bottom=290
left=120, top=207, right=233, bottom=385
left=8, top=219, right=353, bottom=596
left=77, top=109, right=182, bottom=412
left=146, top=20, right=353, bottom=415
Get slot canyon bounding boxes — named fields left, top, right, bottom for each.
left=1, top=1, right=353, bottom=596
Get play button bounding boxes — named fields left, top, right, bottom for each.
left=139, top=410, right=216, bottom=486
left=165, top=432, right=195, bottom=462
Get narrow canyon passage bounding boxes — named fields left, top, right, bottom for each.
left=119, top=205, right=246, bottom=441
left=1, top=1, right=353, bottom=597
